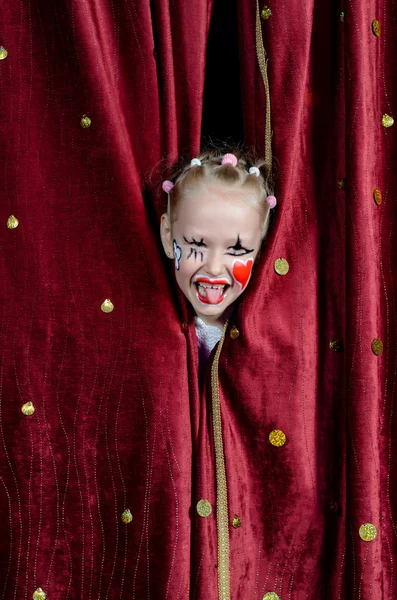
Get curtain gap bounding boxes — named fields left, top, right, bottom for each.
left=201, top=0, right=244, bottom=149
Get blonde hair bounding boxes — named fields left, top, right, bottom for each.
left=165, top=149, right=274, bottom=239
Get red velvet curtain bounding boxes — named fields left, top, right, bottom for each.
left=0, top=1, right=396, bottom=599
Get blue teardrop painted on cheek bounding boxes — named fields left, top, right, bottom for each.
left=173, top=240, right=182, bottom=270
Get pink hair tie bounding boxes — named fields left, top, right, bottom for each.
left=162, top=180, right=174, bottom=194
left=266, top=195, right=277, bottom=208
left=221, top=153, right=238, bottom=167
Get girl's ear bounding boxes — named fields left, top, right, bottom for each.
left=160, top=213, right=174, bottom=258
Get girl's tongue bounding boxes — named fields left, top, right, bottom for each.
left=197, top=283, right=225, bottom=304
left=205, top=287, right=224, bottom=304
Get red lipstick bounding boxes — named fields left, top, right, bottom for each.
left=193, top=277, right=230, bottom=285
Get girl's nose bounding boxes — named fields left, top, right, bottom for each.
left=205, top=252, right=227, bottom=277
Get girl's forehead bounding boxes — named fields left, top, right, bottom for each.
left=177, top=183, right=261, bottom=222
left=184, top=181, right=245, bottom=202
left=175, top=207, right=262, bottom=246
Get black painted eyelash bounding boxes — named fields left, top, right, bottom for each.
left=183, top=236, right=206, bottom=247
left=226, top=235, right=253, bottom=255
left=187, top=248, right=204, bottom=262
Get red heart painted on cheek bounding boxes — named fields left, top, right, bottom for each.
left=232, top=258, right=254, bottom=291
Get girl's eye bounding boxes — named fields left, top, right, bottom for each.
left=183, top=236, right=206, bottom=248
left=226, top=248, right=254, bottom=256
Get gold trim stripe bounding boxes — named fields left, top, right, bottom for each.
left=255, top=0, right=272, bottom=176
left=211, top=322, right=230, bottom=600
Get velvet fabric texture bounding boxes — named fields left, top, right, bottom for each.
left=0, top=1, right=396, bottom=599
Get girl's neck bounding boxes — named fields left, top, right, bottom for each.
left=195, top=303, right=236, bottom=330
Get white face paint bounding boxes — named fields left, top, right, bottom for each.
left=173, top=239, right=182, bottom=270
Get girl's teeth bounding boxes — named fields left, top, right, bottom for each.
left=198, top=284, right=224, bottom=292
left=197, top=283, right=226, bottom=304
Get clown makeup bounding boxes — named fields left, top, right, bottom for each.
left=160, top=182, right=264, bottom=328
left=173, top=239, right=182, bottom=270
left=184, top=237, right=204, bottom=262
left=232, top=257, right=254, bottom=291
left=229, top=234, right=254, bottom=256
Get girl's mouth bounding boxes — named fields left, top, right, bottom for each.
left=193, top=278, right=230, bottom=305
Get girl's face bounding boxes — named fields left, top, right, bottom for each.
left=160, top=182, right=263, bottom=327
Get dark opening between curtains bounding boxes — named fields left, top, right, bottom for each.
left=201, top=0, right=243, bottom=146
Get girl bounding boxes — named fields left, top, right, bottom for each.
left=160, top=149, right=277, bottom=379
